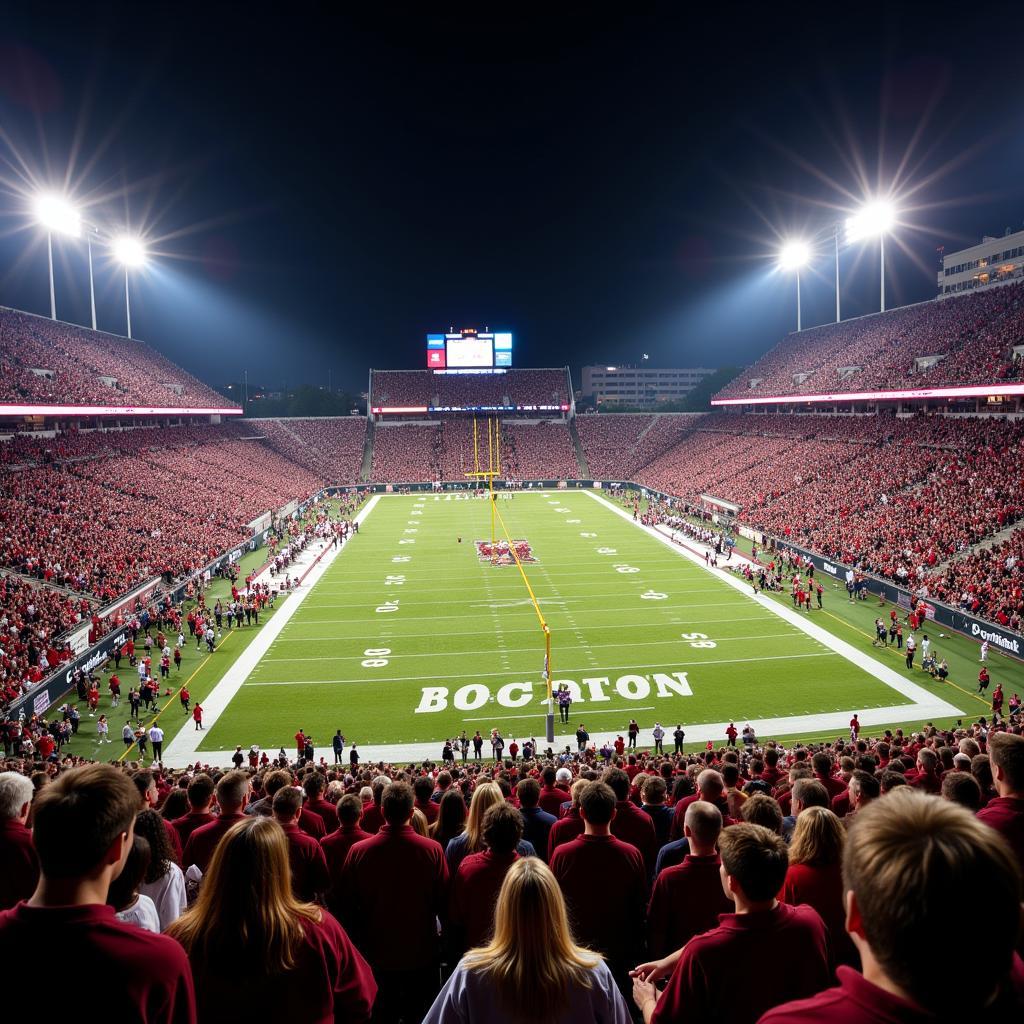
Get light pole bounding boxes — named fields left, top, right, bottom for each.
left=779, top=240, right=811, bottom=332
left=114, top=236, right=146, bottom=339
left=33, top=194, right=81, bottom=321
left=846, top=200, right=896, bottom=313
left=833, top=223, right=841, bottom=323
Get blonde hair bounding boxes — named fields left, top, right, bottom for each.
left=464, top=782, right=502, bottom=853
left=788, top=806, right=845, bottom=867
left=167, top=816, right=320, bottom=973
left=410, top=807, right=429, bottom=837
left=463, top=857, right=601, bottom=1021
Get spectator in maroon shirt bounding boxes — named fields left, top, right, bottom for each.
left=257, top=770, right=325, bottom=838
left=550, top=781, right=647, bottom=988
left=171, top=773, right=216, bottom=850
left=760, top=789, right=1024, bottom=1024
left=670, top=769, right=733, bottom=840
left=356, top=775, right=390, bottom=835
left=909, top=749, right=942, bottom=794
left=132, top=769, right=183, bottom=862
left=811, top=752, right=846, bottom=800
left=0, top=772, right=39, bottom=910
left=0, top=764, right=195, bottom=1021
left=632, top=823, right=830, bottom=1024
left=605, top=767, right=658, bottom=875
left=516, top=778, right=557, bottom=861
left=182, top=770, right=250, bottom=874
left=302, top=772, right=340, bottom=832
left=446, top=782, right=536, bottom=873
left=841, top=771, right=879, bottom=823
left=547, top=779, right=588, bottom=859
left=647, top=800, right=731, bottom=960
left=978, top=732, right=1024, bottom=873
left=538, top=765, right=571, bottom=816
left=168, top=815, right=375, bottom=1022
left=448, top=802, right=524, bottom=955
left=340, top=780, right=449, bottom=1023
left=781, top=807, right=858, bottom=969
left=272, top=786, right=330, bottom=903
left=322, top=793, right=371, bottom=917
left=413, top=774, right=440, bottom=825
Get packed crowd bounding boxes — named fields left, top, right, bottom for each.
left=1, top=427, right=322, bottom=600
left=251, top=417, right=367, bottom=484
left=715, top=282, right=1024, bottom=400
left=576, top=413, right=702, bottom=480
left=501, top=422, right=580, bottom=480
left=0, top=720, right=1021, bottom=1022
left=0, top=307, right=233, bottom=410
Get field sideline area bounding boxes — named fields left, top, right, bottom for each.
left=157, top=490, right=968, bottom=765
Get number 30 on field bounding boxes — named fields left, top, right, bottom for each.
left=680, top=632, right=716, bottom=649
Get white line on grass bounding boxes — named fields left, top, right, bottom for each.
left=162, top=496, right=382, bottom=764
left=583, top=490, right=964, bottom=724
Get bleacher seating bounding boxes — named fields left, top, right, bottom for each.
left=576, top=413, right=702, bottom=479
left=0, top=307, right=235, bottom=410
left=370, top=424, right=440, bottom=482
left=715, top=283, right=1024, bottom=401
left=249, top=418, right=366, bottom=483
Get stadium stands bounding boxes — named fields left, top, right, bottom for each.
left=501, top=421, right=579, bottom=479
left=0, top=426, right=322, bottom=601
left=576, top=413, right=701, bottom=480
left=0, top=307, right=236, bottom=410
left=715, top=283, right=1024, bottom=401
left=370, top=424, right=440, bottom=482
left=249, top=418, right=366, bottom=484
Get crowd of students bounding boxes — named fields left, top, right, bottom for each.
left=252, top=416, right=367, bottom=484
left=714, top=281, right=1024, bottom=400
left=369, top=368, right=571, bottom=410
left=0, top=307, right=231, bottom=409
left=1, top=717, right=1021, bottom=1022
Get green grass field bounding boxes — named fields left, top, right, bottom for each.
left=171, top=490, right=982, bottom=758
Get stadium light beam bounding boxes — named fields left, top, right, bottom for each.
left=33, top=193, right=82, bottom=321
left=114, top=236, right=147, bottom=339
left=778, top=240, right=811, bottom=332
left=846, top=199, right=897, bottom=312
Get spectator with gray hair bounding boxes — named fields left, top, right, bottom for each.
left=0, top=771, right=38, bottom=909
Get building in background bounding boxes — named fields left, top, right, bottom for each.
left=938, top=225, right=1024, bottom=297
left=581, top=364, right=717, bottom=408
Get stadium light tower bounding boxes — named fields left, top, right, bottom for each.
left=778, top=240, right=811, bottom=332
left=114, top=236, right=147, bottom=339
left=846, top=199, right=896, bottom=312
left=33, top=193, right=81, bottom=320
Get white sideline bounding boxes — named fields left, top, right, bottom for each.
left=161, top=497, right=380, bottom=767
left=584, top=490, right=963, bottom=723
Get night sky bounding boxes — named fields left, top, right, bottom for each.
left=2, top=4, right=1024, bottom=393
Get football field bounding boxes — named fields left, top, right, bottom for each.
left=170, top=490, right=963, bottom=761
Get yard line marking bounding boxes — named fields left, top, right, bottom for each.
left=463, top=705, right=658, bottom=723
left=245, top=652, right=838, bottom=687
left=258, top=632, right=809, bottom=662
left=584, top=490, right=964, bottom=722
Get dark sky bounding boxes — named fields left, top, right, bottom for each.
left=2, top=3, right=1024, bottom=393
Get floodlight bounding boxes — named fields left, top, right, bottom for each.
left=778, top=240, right=811, bottom=271
left=845, top=200, right=895, bottom=243
left=34, top=193, right=81, bottom=237
left=114, top=236, right=147, bottom=267
left=606, top=366, right=617, bottom=371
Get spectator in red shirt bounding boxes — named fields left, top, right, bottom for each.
left=812, top=753, right=846, bottom=800
left=908, top=748, right=942, bottom=794
left=605, top=767, right=658, bottom=875
left=168, top=815, right=374, bottom=1022
left=0, top=772, right=39, bottom=910
left=977, top=732, right=1024, bottom=873
left=171, top=773, right=216, bottom=849
left=647, top=800, right=731, bottom=960
left=448, top=802, right=524, bottom=955
left=182, top=770, right=250, bottom=874
left=322, top=793, right=371, bottom=917
left=340, top=780, right=449, bottom=1023
left=550, top=781, right=647, bottom=987
left=413, top=774, right=440, bottom=825
left=445, top=782, right=536, bottom=873
left=132, top=769, right=183, bottom=863
left=272, top=786, right=330, bottom=903
left=256, top=770, right=325, bottom=838
left=631, top=823, right=830, bottom=1024
left=0, top=764, right=195, bottom=1021
left=538, top=765, right=572, bottom=817
left=302, top=772, right=340, bottom=832
left=670, top=769, right=733, bottom=840
left=547, top=779, right=587, bottom=859
left=760, top=789, right=1024, bottom=1024
left=780, top=807, right=858, bottom=968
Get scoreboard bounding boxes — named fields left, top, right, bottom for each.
left=427, top=329, right=513, bottom=369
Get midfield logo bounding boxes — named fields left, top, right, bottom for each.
left=475, top=539, right=537, bottom=566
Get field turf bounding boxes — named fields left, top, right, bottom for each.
left=189, top=491, right=964, bottom=755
